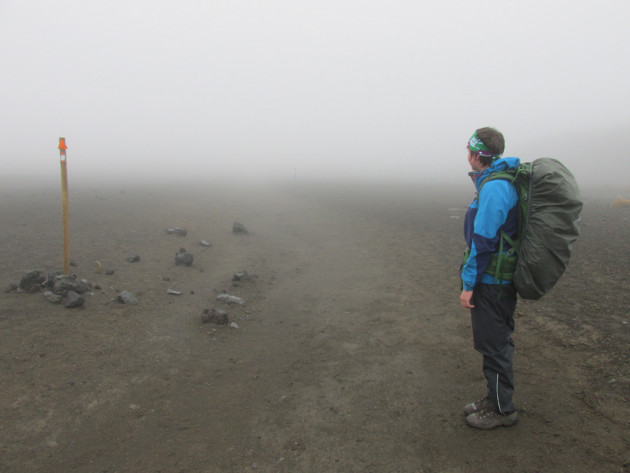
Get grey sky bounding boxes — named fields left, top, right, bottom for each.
left=2, top=0, right=629, bottom=186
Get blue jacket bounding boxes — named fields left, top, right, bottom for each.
left=460, top=157, right=520, bottom=291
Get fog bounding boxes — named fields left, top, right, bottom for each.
left=2, top=0, right=629, bottom=189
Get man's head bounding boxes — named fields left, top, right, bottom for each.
left=467, top=127, right=505, bottom=169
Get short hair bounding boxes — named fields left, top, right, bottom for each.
left=474, top=127, right=505, bottom=166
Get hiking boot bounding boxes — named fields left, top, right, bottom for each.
left=463, top=396, right=493, bottom=416
left=466, top=408, right=518, bottom=430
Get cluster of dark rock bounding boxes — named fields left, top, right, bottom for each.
left=8, top=270, right=96, bottom=308
left=165, top=225, right=219, bottom=267
left=8, top=267, right=146, bottom=309
left=196, top=223, right=251, bottom=327
left=8, top=221, right=252, bottom=319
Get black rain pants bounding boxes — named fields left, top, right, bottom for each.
left=471, top=283, right=518, bottom=414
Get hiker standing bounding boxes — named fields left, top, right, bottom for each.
left=459, top=127, right=520, bottom=430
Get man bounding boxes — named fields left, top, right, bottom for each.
left=460, top=127, right=520, bottom=430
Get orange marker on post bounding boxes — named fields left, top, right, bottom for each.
left=58, top=137, right=70, bottom=275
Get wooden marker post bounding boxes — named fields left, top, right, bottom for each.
left=58, top=137, right=70, bottom=275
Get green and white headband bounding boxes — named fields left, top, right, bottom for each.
left=468, top=131, right=501, bottom=160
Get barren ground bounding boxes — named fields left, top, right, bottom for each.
left=1, top=179, right=628, bottom=473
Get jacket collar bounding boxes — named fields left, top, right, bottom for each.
left=469, top=157, right=521, bottom=190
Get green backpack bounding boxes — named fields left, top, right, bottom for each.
left=480, top=158, right=583, bottom=300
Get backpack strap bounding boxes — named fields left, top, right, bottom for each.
left=478, top=170, right=520, bottom=284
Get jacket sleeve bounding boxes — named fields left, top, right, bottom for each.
left=460, top=180, right=515, bottom=290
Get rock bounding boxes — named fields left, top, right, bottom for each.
left=167, top=288, right=182, bottom=295
left=80, top=278, right=92, bottom=289
left=65, top=290, right=85, bottom=308
left=118, top=291, right=138, bottom=305
left=229, top=322, right=239, bottom=329
left=53, top=275, right=91, bottom=296
left=233, top=271, right=256, bottom=282
left=216, top=293, right=245, bottom=305
left=175, top=251, right=194, bottom=266
left=105, top=269, right=115, bottom=276
left=201, top=308, right=229, bottom=325
left=165, top=227, right=188, bottom=236
left=45, top=272, right=59, bottom=289
left=19, top=270, right=46, bottom=291
left=42, top=290, right=62, bottom=304
left=232, top=221, right=248, bottom=234
left=200, top=240, right=212, bottom=247
left=126, top=254, right=141, bottom=263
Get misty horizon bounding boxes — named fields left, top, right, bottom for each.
left=2, top=1, right=629, bottom=189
